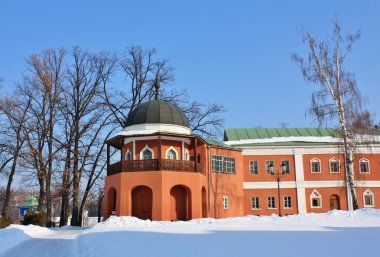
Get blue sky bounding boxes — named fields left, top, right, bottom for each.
left=1, top=0, right=379, bottom=129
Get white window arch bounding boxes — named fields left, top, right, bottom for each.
left=359, top=158, right=370, bottom=173
left=363, top=189, right=374, bottom=207
left=140, top=145, right=154, bottom=160
left=185, top=149, right=190, bottom=161
left=310, top=189, right=322, bottom=208
left=165, top=146, right=178, bottom=160
left=125, top=149, right=132, bottom=161
left=310, top=158, right=321, bottom=173
left=329, top=157, right=340, bottom=173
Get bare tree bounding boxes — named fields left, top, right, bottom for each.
left=61, top=47, right=115, bottom=226
left=0, top=95, right=30, bottom=217
left=103, top=46, right=225, bottom=138
left=18, top=48, right=65, bottom=226
left=292, top=20, right=373, bottom=210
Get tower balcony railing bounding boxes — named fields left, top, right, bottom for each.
left=107, top=159, right=202, bottom=176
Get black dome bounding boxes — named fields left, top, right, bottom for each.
left=125, top=100, right=190, bottom=128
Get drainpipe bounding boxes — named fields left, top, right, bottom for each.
left=208, top=145, right=211, bottom=212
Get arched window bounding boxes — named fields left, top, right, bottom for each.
left=363, top=189, right=374, bottom=207
left=185, top=149, right=190, bottom=161
left=310, top=158, right=321, bottom=173
left=310, top=190, right=322, bottom=208
left=125, top=149, right=132, bottom=161
left=329, top=158, right=340, bottom=173
left=165, top=146, right=178, bottom=160
left=140, top=145, right=154, bottom=160
left=359, top=158, right=370, bottom=173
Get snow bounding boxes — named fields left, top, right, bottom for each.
left=224, top=135, right=380, bottom=145
left=1, top=209, right=380, bottom=257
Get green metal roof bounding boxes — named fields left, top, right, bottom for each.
left=22, top=195, right=38, bottom=207
left=224, top=128, right=340, bottom=141
left=202, top=137, right=240, bottom=150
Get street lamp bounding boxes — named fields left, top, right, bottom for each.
left=268, top=162, right=287, bottom=217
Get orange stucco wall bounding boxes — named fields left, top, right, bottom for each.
left=243, top=155, right=296, bottom=182
left=105, top=134, right=380, bottom=220
left=243, top=188, right=298, bottom=216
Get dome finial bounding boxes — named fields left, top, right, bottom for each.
left=154, top=77, right=160, bottom=100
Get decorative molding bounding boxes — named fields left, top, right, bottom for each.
left=139, top=145, right=154, bottom=160
left=123, top=123, right=191, bottom=136
left=165, top=146, right=179, bottom=160
left=124, top=135, right=191, bottom=145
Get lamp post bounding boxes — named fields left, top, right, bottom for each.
left=268, top=162, right=287, bottom=217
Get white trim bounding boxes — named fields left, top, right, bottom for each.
left=310, top=158, right=321, bottom=173
left=125, top=149, right=131, bottom=161
left=185, top=149, right=190, bottom=161
left=240, top=145, right=380, bottom=156
left=329, top=157, right=340, bottom=173
left=294, top=154, right=305, bottom=181
left=310, top=189, right=322, bottom=208
left=359, top=158, right=370, bottom=174
left=251, top=196, right=260, bottom=210
left=297, top=187, right=307, bottom=214
left=124, top=135, right=191, bottom=145
left=165, top=146, right=178, bottom=160
left=124, top=123, right=191, bottom=136
left=222, top=196, right=229, bottom=209
left=140, top=145, right=154, bottom=160
left=363, top=189, right=375, bottom=207
left=224, top=134, right=380, bottom=146
left=283, top=195, right=292, bottom=209
left=133, top=140, right=136, bottom=160
left=243, top=180, right=349, bottom=189
left=267, top=196, right=277, bottom=209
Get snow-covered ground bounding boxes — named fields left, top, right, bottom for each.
left=1, top=209, right=380, bottom=257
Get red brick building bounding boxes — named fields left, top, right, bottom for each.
left=104, top=98, right=380, bottom=220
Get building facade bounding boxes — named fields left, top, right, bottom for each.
left=104, top=97, right=380, bottom=221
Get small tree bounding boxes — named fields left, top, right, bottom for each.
left=292, top=20, right=373, bottom=210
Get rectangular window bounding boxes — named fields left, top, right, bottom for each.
left=282, top=160, right=290, bottom=174
left=249, top=161, right=258, bottom=174
left=268, top=196, right=276, bottom=209
left=266, top=160, right=274, bottom=174
left=364, top=195, right=373, bottom=207
left=223, top=196, right=229, bottom=209
left=212, top=155, right=236, bottom=174
left=360, top=161, right=369, bottom=173
left=311, top=160, right=321, bottom=173
left=212, top=155, right=223, bottom=172
left=312, top=198, right=321, bottom=208
left=284, top=196, right=292, bottom=208
left=330, top=160, right=340, bottom=173
left=251, top=197, right=260, bottom=209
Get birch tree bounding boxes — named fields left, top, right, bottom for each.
left=292, top=20, right=372, bottom=209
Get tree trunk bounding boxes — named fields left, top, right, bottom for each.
left=59, top=147, right=72, bottom=227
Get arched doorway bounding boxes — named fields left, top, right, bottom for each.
left=202, top=187, right=207, bottom=218
left=132, top=186, right=153, bottom=220
left=107, top=187, right=117, bottom=217
left=170, top=185, right=191, bottom=221
left=329, top=195, right=340, bottom=210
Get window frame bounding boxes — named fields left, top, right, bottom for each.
left=212, top=155, right=236, bottom=174
left=249, top=160, right=258, bottom=175
left=329, top=158, right=340, bottom=173
left=140, top=145, right=154, bottom=160
left=165, top=146, right=178, bottom=160
left=222, top=196, right=229, bottom=209
left=359, top=158, right=370, bottom=174
left=267, top=196, right=276, bottom=209
left=251, top=196, right=260, bottom=210
left=363, top=189, right=374, bottom=208
left=125, top=148, right=132, bottom=161
left=310, top=189, right=322, bottom=208
left=281, top=160, right=290, bottom=174
left=266, top=160, right=274, bottom=174
left=310, top=158, right=321, bottom=173
left=284, top=196, right=292, bottom=209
